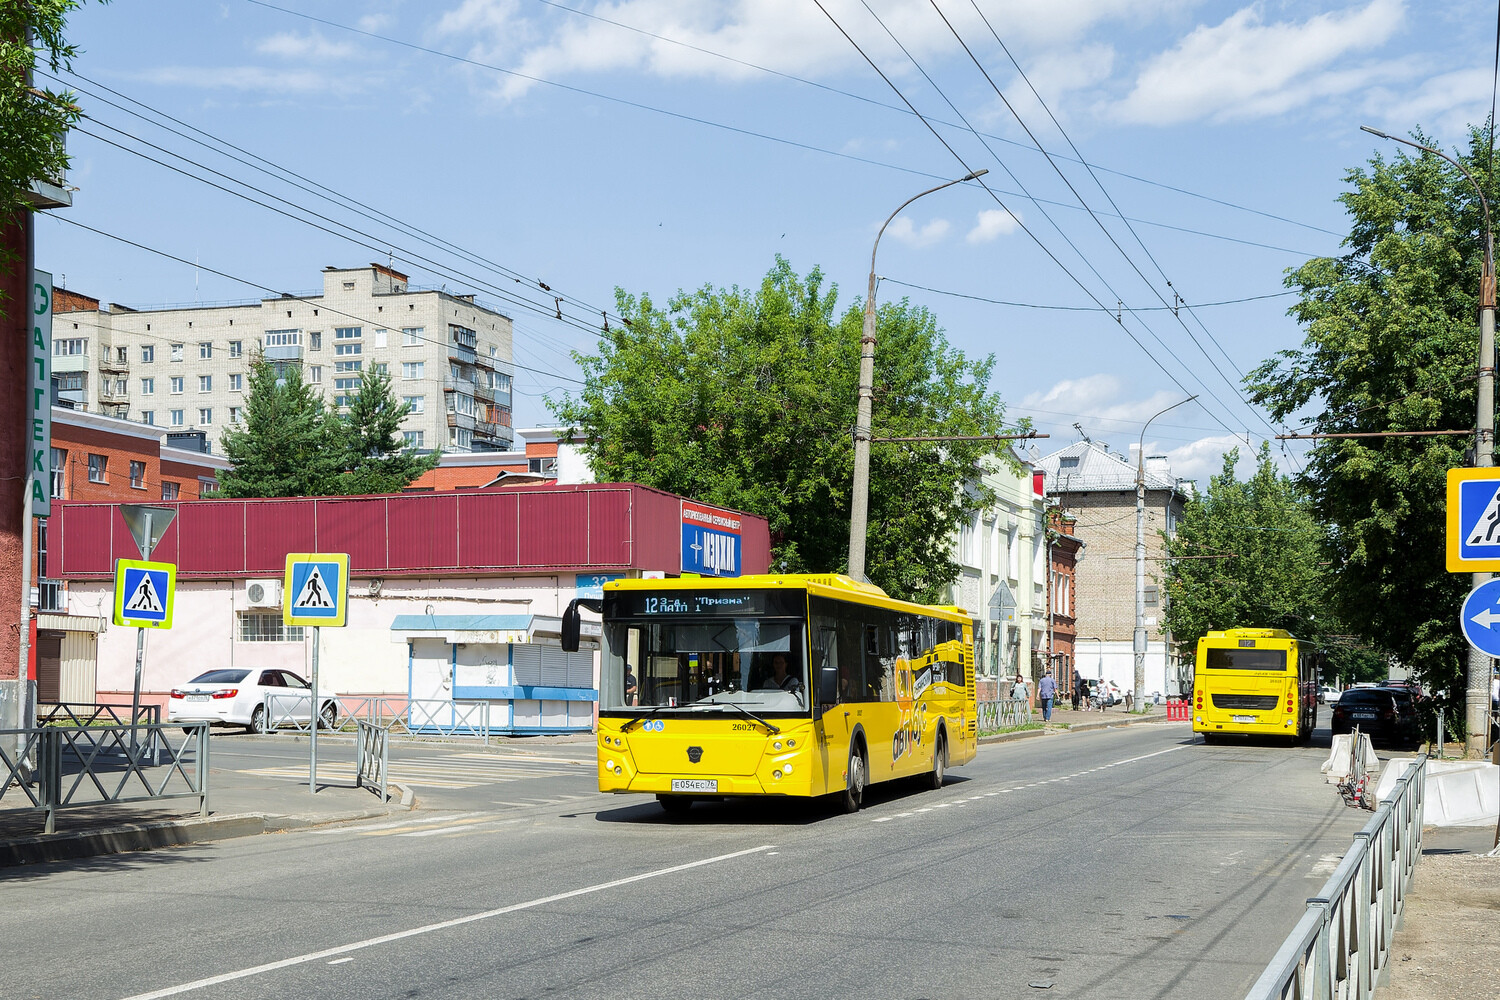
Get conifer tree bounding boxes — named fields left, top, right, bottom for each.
left=218, top=359, right=345, bottom=497
left=340, top=368, right=437, bottom=495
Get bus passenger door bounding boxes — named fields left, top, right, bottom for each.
left=814, top=625, right=851, bottom=794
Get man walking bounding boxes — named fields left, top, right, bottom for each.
left=1038, top=669, right=1058, bottom=723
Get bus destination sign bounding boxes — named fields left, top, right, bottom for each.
left=607, top=589, right=805, bottom=619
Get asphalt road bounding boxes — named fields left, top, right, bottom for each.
left=1, top=720, right=1373, bottom=1000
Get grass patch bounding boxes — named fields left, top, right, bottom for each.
left=978, top=721, right=1054, bottom=737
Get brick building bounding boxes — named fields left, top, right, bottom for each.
left=1045, top=509, right=1083, bottom=699
left=1036, top=439, right=1193, bottom=699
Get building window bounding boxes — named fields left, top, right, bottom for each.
left=449, top=324, right=477, bottom=349
left=54, top=372, right=84, bottom=392
left=403, top=430, right=424, bottom=448
left=170, top=343, right=183, bottom=362
left=448, top=393, right=476, bottom=417
left=334, top=376, right=361, bottom=392
left=141, top=377, right=155, bottom=395
left=335, top=326, right=361, bottom=340
left=265, top=330, right=301, bottom=347
left=116, top=346, right=129, bottom=363
left=334, top=360, right=362, bottom=373
left=199, top=341, right=212, bottom=359
left=198, top=476, right=219, bottom=496
left=49, top=448, right=65, bottom=499
left=87, top=454, right=107, bottom=483
left=53, top=337, right=87, bottom=356
left=229, top=406, right=242, bottom=423
left=334, top=342, right=362, bottom=356
left=402, top=327, right=422, bottom=346
left=114, top=378, right=128, bottom=394
left=129, top=460, right=146, bottom=489
left=1060, top=456, right=1080, bottom=470
left=342, top=281, right=355, bottom=290
left=199, top=375, right=212, bottom=392
left=170, top=409, right=184, bottom=427
left=309, top=331, right=322, bottom=351
left=374, top=328, right=388, bottom=348
left=141, top=345, right=154, bottom=363
left=1144, top=585, right=1159, bottom=607
left=140, top=410, right=154, bottom=426
left=402, top=361, right=424, bottom=379
left=403, top=395, right=425, bottom=414
left=198, top=407, right=212, bottom=424
left=161, top=480, right=179, bottom=500
left=448, top=427, right=473, bottom=449
left=372, top=362, right=388, bottom=376
left=229, top=340, right=242, bottom=358
left=170, top=376, right=184, bottom=394
left=230, top=373, right=243, bottom=391
left=309, top=365, right=323, bottom=384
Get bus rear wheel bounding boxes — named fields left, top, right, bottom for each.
left=840, top=746, right=866, bottom=813
left=923, top=732, right=946, bottom=790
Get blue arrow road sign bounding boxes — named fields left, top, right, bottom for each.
left=1460, top=578, right=1500, bottom=656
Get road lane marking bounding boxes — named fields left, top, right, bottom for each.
left=115, top=843, right=778, bottom=1000
left=327, top=959, right=352, bottom=966
left=308, top=812, right=489, bottom=835
left=870, top=744, right=1186, bottom=823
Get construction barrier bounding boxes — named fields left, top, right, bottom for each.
left=1165, top=699, right=1191, bottom=721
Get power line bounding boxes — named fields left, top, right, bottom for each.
left=828, top=0, right=1250, bottom=441
left=45, top=213, right=586, bottom=387
left=523, top=0, right=1342, bottom=241
left=879, top=278, right=1295, bottom=313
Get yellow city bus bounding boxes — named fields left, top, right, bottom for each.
left=564, top=574, right=977, bottom=814
left=1192, top=628, right=1319, bottom=743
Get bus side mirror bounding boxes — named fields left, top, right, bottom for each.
left=818, top=665, right=838, bottom=705
left=560, top=598, right=603, bottom=653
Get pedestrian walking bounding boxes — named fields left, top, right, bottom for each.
left=1038, top=670, right=1057, bottom=722
left=1071, top=669, right=1083, bottom=711
left=1010, top=673, right=1028, bottom=705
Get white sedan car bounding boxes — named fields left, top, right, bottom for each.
left=168, top=668, right=339, bottom=733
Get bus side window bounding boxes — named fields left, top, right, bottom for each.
left=814, top=625, right=840, bottom=704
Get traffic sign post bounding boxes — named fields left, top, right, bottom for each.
left=113, top=557, right=176, bottom=761
left=284, top=554, right=349, bottom=793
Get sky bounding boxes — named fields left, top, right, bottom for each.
left=33, top=0, right=1500, bottom=485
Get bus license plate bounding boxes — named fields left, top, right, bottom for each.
left=671, top=779, right=717, bottom=793
left=1232, top=714, right=1256, bottom=723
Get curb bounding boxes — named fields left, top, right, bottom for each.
left=0, top=789, right=416, bottom=868
left=979, top=711, right=1177, bottom=746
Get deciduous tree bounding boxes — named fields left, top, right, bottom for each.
left=550, top=257, right=1014, bottom=604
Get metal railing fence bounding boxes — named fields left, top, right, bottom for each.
left=256, top=696, right=494, bottom=739
left=1244, top=753, right=1426, bottom=1000
left=977, top=699, right=1032, bottom=731
left=0, top=723, right=209, bottom=834
left=37, top=702, right=160, bottom=728
left=355, top=720, right=391, bottom=803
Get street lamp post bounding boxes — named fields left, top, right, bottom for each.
left=1135, top=396, right=1198, bottom=713
left=1362, top=126, right=1495, bottom=757
left=847, top=168, right=988, bottom=581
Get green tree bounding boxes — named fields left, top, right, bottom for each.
left=1, top=2, right=93, bottom=220
left=1248, top=128, right=1492, bottom=698
left=549, top=257, right=1013, bottom=604
left=1162, top=445, right=1385, bottom=684
left=340, top=367, right=437, bottom=495
left=218, top=359, right=346, bottom=498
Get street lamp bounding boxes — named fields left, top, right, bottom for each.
left=1362, top=125, right=1495, bottom=757
left=847, top=168, right=989, bottom=582
left=1135, top=395, right=1198, bottom=713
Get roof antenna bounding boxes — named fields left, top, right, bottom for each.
left=1072, top=421, right=1090, bottom=443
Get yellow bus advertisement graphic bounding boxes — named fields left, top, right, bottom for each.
left=573, top=574, right=977, bottom=814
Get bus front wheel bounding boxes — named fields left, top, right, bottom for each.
left=841, top=747, right=866, bottom=813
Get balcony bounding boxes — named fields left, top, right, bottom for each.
left=443, top=375, right=475, bottom=394
left=99, top=356, right=130, bottom=375
left=473, top=381, right=495, bottom=403
left=98, top=387, right=130, bottom=405
left=446, top=411, right=476, bottom=430
left=448, top=342, right=476, bottom=365
left=264, top=344, right=303, bottom=362
left=474, top=421, right=513, bottom=447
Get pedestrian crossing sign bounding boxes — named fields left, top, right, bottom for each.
left=283, top=553, right=349, bottom=627
left=113, top=559, right=176, bottom=628
left=1447, top=468, right=1500, bottom=571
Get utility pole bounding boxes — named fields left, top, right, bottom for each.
left=1363, top=127, right=1495, bottom=756
left=1136, top=396, right=1197, bottom=713
left=1, top=209, right=32, bottom=737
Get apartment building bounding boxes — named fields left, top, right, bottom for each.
left=49, top=264, right=515, bottom=453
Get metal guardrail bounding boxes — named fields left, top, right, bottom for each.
left=0, top=723, right=209, bottom=834
left=977, top=699, right=1033, bottom=731
left=355, top=720, right=391, bottom=803
left=257, top=696, right=494, bottom=739
left=1245, top=753, right=1427, bottom=1000
left=37, top=702, right=160, bottom=728
left=407, top=700, right=491, bottom=739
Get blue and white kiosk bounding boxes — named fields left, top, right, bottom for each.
left=391, top=614, right=600, bottom=735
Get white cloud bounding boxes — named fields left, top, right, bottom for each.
left=1368, top=66, right=1493, bottom=139
left=885, top=215, right=950, bottom=247
left=432, top=0, right=1186, bottom=102
left=134, top=65, right=373, bottom=96
left=967, top=207, right=1021, bottom=243
left=1021, top=375, right=1184, bottom=426
left=1117, top=0, right=1405, bottom=125
left=255, top=31, right=358, bottom=61
left=1163, top=434, right=1254, bottom=483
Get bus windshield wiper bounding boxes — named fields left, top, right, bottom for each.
left=704, top=698, right=780, bottom=734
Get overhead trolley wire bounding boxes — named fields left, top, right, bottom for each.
left=828, top=0, right=1250, bottom=442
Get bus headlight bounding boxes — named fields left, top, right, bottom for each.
left=782, top=763, right=792, bottom=774
left=772, top=770, right=782, bottom=780
left=773, top=741, right=782, bottom=751
left=787, top=738, right=796, bottom=747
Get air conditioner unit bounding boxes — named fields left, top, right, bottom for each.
left=246, top=579, right=282, bottom=608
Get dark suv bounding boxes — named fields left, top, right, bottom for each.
left=1331, top=688, right=1418, bottom=748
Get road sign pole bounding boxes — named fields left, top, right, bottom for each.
left=130, top=627, right=146, bottom=758
left=310, top=625, right=319, bottom=794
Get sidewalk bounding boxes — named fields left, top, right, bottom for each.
left=0, top=745, right=413, bottom=867
left=979, top=701, right=1173, bottom=744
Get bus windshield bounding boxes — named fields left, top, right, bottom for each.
left=602, top=618, right=808, bottom=715
left=1204, top=648, right=1287, bottom=671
